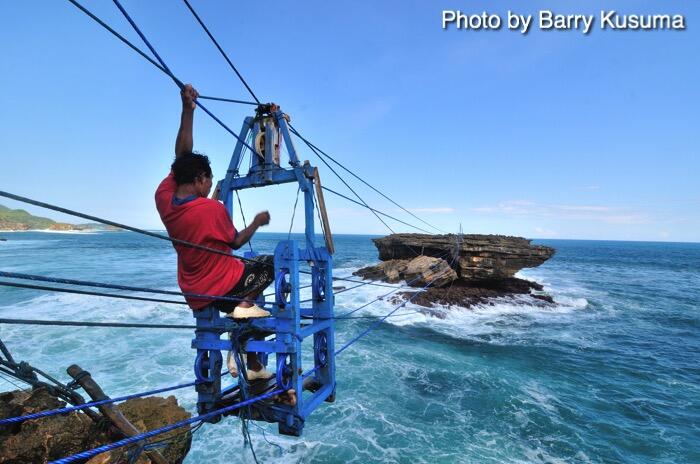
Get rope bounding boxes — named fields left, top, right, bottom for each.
left=234, top=189, right=254, bottom=253
left=231, top=132, right=255, bottom=252
left=28, top=2, right=462, bottom=457
left=0, top=378, right=202, bottom=426
left=110, top=0, right=258, bottom=154
left=199, top=95, right=257, bottom=105
left=299, top=282, right=366, bottom=304
left=0, top=281, right=189, bottom=305
left=0, top=192, right=412, bottom=289
left=321, top=186, right=434, bottom=234
left=0, top=318, right=195, bottom=330
left=63, top=1, right=253, bottom=106
left=0, top=189, right=410, bottom=291
left=335, top=234, right=461, bottom=354
left=28, top=232, right=460, bottom=459
left=62, top=0, right=444, bottom=260
left=333, top=310, right=425, bottom=320
left=287, top=186, right=301, bottom=241
left=0, top=190, right=263, bottom=265
left=290, top=125, right=447, bottom=234
left=182, top=0, right=261, bottom=104
left=330, top=276, right=403, bottom=289
left=182, top=0, right=441, bottom=238
left=294, top=132, right=396, bottom=235
left=0, top=271, right=269, bottom=307
left=66, top=0, right=256, bottom=154
left=50, top=388, right=283, bottom=464
left=335, top=288, right=427, bottom=350
left=336, top=249, right=453, bottom=317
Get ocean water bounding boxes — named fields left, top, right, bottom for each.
left=0, top=232, right=698, bottom=463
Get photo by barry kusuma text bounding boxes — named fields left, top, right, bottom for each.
left=441, top=10, right=686, bottom=34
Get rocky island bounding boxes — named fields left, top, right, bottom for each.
left=354, top=234, right=555, bottom=314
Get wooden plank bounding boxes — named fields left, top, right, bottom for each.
left=313, top=168, right=335, bottom=254
left=67, top=365, right=169, bottom=464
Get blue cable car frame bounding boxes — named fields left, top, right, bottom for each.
left=191, top=105, right=336, bottom=436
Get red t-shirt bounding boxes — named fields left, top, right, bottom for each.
left=155, top=173, right=244, bottom=309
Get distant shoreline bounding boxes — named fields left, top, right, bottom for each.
left=0, top=229, right=108, bottom=234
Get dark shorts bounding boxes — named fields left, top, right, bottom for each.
left=215, top=255, right=275, bottom=313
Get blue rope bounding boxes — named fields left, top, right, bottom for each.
left=198, top=95, right=257, bottom=105
left=0, top=280, right=189, bottom=306
left=294, top=130, right=396, bottom=235
left=182, top=0, right=261, bottom=104
left=335, top=235, right=461, bottom=355
left=50, top=388, right=283, bottom=464
left=331, top=276, right=402, bottom=288
left=110, top=0, right=257, bottom=155
left=320, top=185, right=433, bottom=234
left=42, top=234, right=461, bottom=460
left=0, top=190, right=261, bottom=265
left=109, top=0, right=173, bottom=77
left=0, top=189, right=405, bottom=291
left=0, top=379, right=199, bottom=425
left=63, top=1, right=254, bottom=106
left=290, top=125, right=448, bottom=234
left=0, top=271, right=271, bottom=307
left=335, top=287, right=428, bottom=355
left=336, top=248, right=453, bottom=317
left=0, top=317, right=194, bottom=330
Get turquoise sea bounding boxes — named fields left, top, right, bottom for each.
left=0, top=232, right=698, bottom=463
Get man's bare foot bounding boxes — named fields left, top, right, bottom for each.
left=274, top=389, right=297, bottom=407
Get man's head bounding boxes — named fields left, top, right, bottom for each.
left=171, top=152, right=213, bottom=197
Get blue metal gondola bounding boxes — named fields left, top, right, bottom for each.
left=191, top=104, right=336, bottom=436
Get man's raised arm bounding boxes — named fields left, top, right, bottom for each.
left=175, top=84, right=199, bottom=158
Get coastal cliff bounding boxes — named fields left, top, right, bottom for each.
left=0, top=204, right=117, bottom=232
left=354, top=233, right=555, bottom=312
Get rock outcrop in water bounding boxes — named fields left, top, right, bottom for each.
left=354, top=234, right=555, bottom=311
left=0, top=387, right=191, bottom=463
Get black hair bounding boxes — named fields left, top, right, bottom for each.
left=171, top=152, right=212, bottom=185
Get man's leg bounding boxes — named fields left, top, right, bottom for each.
left=231, top=255, right=274, bottom=313
left=230, top=256, right=275, bottom=373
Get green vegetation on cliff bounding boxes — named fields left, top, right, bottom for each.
left=0, top=204, right=57, bottom=230
left=0, top=204, right=118, bottom=231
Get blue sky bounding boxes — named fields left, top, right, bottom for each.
left=1, top=1, right=697, bottom=241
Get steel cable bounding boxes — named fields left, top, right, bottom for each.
left=182, top=0, right=261, bottom=104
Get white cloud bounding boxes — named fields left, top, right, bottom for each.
left=601, top=215, right=648, bottom=225
left=534, top=226, right=557, bottom=237
left=556, top=205, right=611, bottom=213
left=471, top=200, right=650, bottom=225
left=406, top=207, right=455, bottom=214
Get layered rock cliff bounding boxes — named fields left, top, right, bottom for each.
left=354, top=234, right=555, bottom=310
left=371, top=234, right=554, bottom=281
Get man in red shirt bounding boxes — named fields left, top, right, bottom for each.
left=156, top=84, right=275, bottom=380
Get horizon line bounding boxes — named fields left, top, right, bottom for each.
left=1, top=229, right=698, bottom=245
